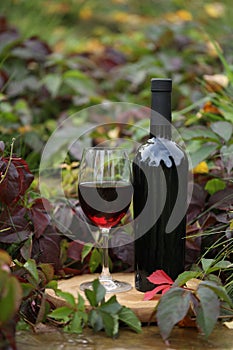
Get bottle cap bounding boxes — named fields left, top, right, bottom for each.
left=151, top=78, right=172, bottom=92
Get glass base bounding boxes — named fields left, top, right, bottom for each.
left=80, top=279, right=132, bottom=293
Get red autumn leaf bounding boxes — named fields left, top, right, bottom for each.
left=144, top=285, right=172, bottom=300
left=0, top=159, right=20, bottom=204
left=0, top=156, right=34, bottom=205
left=67, top=240, right=84, bottom=261
left=147, top=270, right=174, bottom=285
left=143, top=270, right=174, bottom=301
left=0, top=205, right=32, bottom=243
left=29, top=198, right=52, bottom=238
left=12, top=157, right=34, bottom=198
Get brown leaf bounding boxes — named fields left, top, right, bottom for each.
left=204, top=74, right=229, bottom=92
left=178, top=315, right=197, bottom=328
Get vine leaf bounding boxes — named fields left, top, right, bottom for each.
left=195, top=285, right=220, bottom=338
left=118, top=306, right=142, bottom=333
left=144, top=270, right=173, bottom=300
left=156, top=287, right=192, bottom=340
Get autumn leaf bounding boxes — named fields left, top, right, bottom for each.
left=192, top=161, right=209, bottom=174
left=204, top=74, right=229, bottom=92
left=144, top=270, right=173, bottom=301
left=204, top=3, right=225, bottom=18
left=147, top=270, right=174, bottom=285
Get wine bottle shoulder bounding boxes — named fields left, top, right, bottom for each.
left=134, top=136, right=188, bottom=168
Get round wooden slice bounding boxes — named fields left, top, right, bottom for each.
left=46, top=273, right=159, bottom=323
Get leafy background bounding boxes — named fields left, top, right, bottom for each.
left=0, top=0, right=233, bottom=347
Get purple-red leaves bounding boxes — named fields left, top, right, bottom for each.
left=144, top=270, right=174, bottom=301
left=0, top=205, right=31, bottom=244
left=0, top=143, right=62, bottom=272
left=29, top=198, right=52, bottom=238
left=0, top=156, right=34, bottom=205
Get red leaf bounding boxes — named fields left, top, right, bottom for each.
left=0, top=160, right=19, bottom=204
left=0, top=205, right=31, bottom=243
left=0, top=157, right=34, bottom=205
left=31, top=225, right=61, bottom=272
left=29, top=198, right=52, bottom=238
left=147, top=270, right=174, bottom=286
left=67, top=241, right=84, bottom=261
left=12, top=157, right=34, bottom=197
left=144, top=284, right=172, bottom=300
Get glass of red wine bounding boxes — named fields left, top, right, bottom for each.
left=78, top=147, right=133, bottom=293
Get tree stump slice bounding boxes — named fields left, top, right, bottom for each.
left=46, top=273, right=159, bottom=323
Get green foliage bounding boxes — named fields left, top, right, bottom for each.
left=195, top=285, right=220, bottom=338
left=157, top=288, right=192, bottom=340
left=205, top=179, right=226, bottom=195
left=48, top=293, right=87, bottom=334
left=155, top=258, right=233, bottom=341
left=0, top=270, right=22, bottom=326
left=48, top=278, right=141, bottom=337
left=0, top=0, right=233, bottom=345
left=0, top=250, right=22, bottom=348
left=89, top=248, right=102, bottom=273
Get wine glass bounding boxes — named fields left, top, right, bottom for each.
left=78, top=147, right=133, bottom=293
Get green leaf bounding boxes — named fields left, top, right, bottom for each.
left=81, top=243, right=93, bottom=262
left=77, top=293, right=85, bottom=311
left=24, top=259, right=39, bottom=283
left=20, top=282, right=35, bottom=298
left=181, top=127, right=219, bottom=142
left=89, top=309, right=104, bottom=332
left=43, top=73, right=62, bottom=98
left=210, top=121, right=233, bottom=142
left=156, top=287, right=192, bottom=340
left=99, top=295, right=122, bottom=315
left=56, top=290, right=76, bottom=308
left=221, top=144, right=233, bottom=174
left=63, top=70, right=95, bottom=96
left=196, top=285, right=220, bottom=338
left=118, top=306, right=142, bottom=333
left=173, top=271, right=202, bottom=287
left=101, top=312, right=119, bottom=337
left=205, top=178, right=226, bottom=195
left=199, top=281, right=233, bottom=308
left=213, top=260, right=233, bottom=270
left=48, top=306, right=73, bottom=322
left=201, top=258, right=215, bottom=273
left=208, top=260, right=233, bottom=274
left=45, top=280, right=58, bottom=291
left=85, top=289, right=97, bottom=307
left=189, top=144, right=218, bottom=168
left=69, top=311, right=83, bottom=334
left=39, top=263, right=54, bottom=283
left=0, top=276, right=22, bottom=324
left=89, top=248, right=102, bottom=273
left=92, top=279, right=106, bottom=304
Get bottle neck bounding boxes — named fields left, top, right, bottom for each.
left=150, top=91, right=172, bottom=139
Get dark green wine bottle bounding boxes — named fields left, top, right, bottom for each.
left=133, top=78, right=188, bottom=292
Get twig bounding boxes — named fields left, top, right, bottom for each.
left=0, top=138, right=16, bottom=184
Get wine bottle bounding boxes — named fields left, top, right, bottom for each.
left=133, top=78, right=188, bottom=292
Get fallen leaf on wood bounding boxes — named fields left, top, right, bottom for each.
left=223, top=321, right=233, bottom=329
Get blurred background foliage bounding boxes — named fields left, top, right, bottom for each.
left=0, top=0, right=232, bottom=296
left=1, top=0, right=233, bottom=167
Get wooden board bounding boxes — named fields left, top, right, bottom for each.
left=46, top=273, right=160, bottom=323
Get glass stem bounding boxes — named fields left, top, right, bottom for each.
left=99, top=228, right=112, bottom=281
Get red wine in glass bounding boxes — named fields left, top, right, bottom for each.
left=78, top=181, right=133, bottom=229
left=78, top=147, right=133, bottom=293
